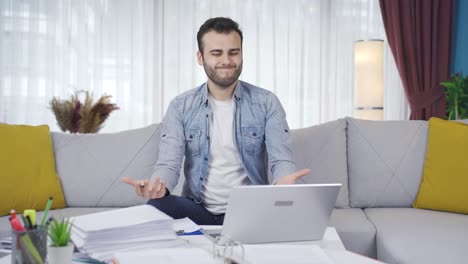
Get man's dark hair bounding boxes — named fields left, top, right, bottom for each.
left=197, top=17, right=243, bottom=54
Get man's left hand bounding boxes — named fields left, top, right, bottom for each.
left=276, top=168, right=311, bottom=185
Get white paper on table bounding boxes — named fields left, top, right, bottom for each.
left=73, top=229, right=176, bottom=247
left=114, top=248, right=216, bottom=264
left=71, top=205, right=177, bottom=250
left=82, top=238, right=186, bottom=252
left=240, top=244, right=335, bottom=264
left=71, top=205, right=172, bottom=232
left=0, top=254, right=10, bottom=264
left=172, top=217, right=201, bottom=233
left=87, top=239, right=188, bottom=262
left=74, top=220, right=172, bottom=238
left=113, top=247, right=217, bottom=264
left=83, top=233, right=177, bottom=247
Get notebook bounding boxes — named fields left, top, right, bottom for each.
left=204, top=183, right=341, bottom=244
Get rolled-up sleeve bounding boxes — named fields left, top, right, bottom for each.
left=264, top=93, right=297, bottom=184
left=151, top=99, right=185, bottom=192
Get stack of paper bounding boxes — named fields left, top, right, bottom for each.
left=71, top=205, right=187, bottom=262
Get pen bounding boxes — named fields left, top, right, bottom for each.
left=21, top=215, right=30, bottom=229
left=25, top=215, right=34, bottom=230
left=40, top=197, right=53, bottom=227
left=24, top=210, right=37, bottom=228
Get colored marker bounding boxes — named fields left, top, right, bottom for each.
left=40, top=197, right=53, bottom=227
left=24, top=210, right=37, bottom=228
left=10, top=209, right=16, bottom=220
left=10, top=218, right=26, bottom=232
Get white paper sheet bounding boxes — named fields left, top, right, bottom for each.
left=241, top=244, right=335, bottom=264
left=71, top=205, right=172, bottom=232
left=0, top=254, right=10, bottom=264
left=114, top=248, right=217, bottom=264
left=172, top=217, right=201, bottom=234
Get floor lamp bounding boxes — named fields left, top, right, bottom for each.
left=354, top=40, right=384, bottom=120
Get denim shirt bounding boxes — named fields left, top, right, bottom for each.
left=152, top=80, right=296, bottom=203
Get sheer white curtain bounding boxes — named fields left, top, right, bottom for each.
left=0, top=0, right=409, bottom=132
left=157, top=0, right=409, bottom=128
left=0, top=0, right=157, bottom=132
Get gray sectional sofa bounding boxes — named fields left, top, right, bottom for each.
left=1, top=117, right=467, bottom=264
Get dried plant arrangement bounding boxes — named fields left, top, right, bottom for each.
left=50, top=90, right=119, bottom=133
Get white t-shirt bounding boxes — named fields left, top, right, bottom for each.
left=201, top=95, right=251, bottom=214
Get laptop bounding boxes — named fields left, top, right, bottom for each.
left=203, top=183, right=341, bottom=244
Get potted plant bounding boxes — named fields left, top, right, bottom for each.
left=441, top=72, right=468, bottom=120
left=47, top=217, right=74, bottom=264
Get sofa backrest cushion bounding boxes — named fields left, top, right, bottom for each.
left=347, top=117, right=428, bottom=208
left=291, top=119, right=349, bottom=208
left=0, top=124, right=66, bottom=216
left=413, top=117, right=468, bottom=214
left=52, top=124, right=160, bottom=207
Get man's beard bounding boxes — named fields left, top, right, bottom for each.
left=203, top=61, right=243, bottom=89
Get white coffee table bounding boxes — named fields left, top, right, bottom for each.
left=66, top=226, right=384, bottom=264
left=181, top=226, right=384, bottom=264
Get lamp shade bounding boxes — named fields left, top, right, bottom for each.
left=354, top=40, right=384, bottom=120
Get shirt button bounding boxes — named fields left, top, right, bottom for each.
left=284, top=129, right=289, bottom=132
left=204, top=158, right=208, bottom=161
left=206, top=114, right=209, bottom=118
left=199, top=177, right=203, bottom=180
left=253, top=133, right=257, bottom=136
left=207, top=136, right=210, bottom=140
left=189, top=135, right=193, bottom=139
left=162, top=134, right=166, bottom=137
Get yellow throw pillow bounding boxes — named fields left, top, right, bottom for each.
left=0, top=124, right=66, bottom=216
left=413, top=117, right=468, bottom=214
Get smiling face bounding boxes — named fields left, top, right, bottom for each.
left=197, top=30, right=243, bottom=89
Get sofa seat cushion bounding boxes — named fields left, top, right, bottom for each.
left=365, top=208, right=468, bottom=264
left=0, top=207, right=116, bottom=239
left=329, top=208, right=376, bottom=258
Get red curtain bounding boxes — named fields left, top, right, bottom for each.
left=379, top=0, right=454, bottom=120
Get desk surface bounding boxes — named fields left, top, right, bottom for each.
left=193, top=226, right=346, bottom=250
left=183, top=226, right=384, bottom=264
left=59, top=226, right=381, bottom=264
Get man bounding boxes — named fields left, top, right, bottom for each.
left=123, top=17, right=310, bottom=225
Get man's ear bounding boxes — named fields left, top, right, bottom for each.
left=196, top=51, right=203, bottom=66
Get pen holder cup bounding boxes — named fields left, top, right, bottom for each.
left=11, top=227, right=47, bottom=264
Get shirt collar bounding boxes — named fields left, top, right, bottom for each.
left=201, top=81, right=243, bottom=106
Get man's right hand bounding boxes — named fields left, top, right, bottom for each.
left=121, top=176, right=167, bottom=199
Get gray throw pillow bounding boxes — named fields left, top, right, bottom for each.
left=290, top=119, right=349, bottom=208
left=51, top=124, right=160, bottom=207
left=346, top=117, right=428, bottom=208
